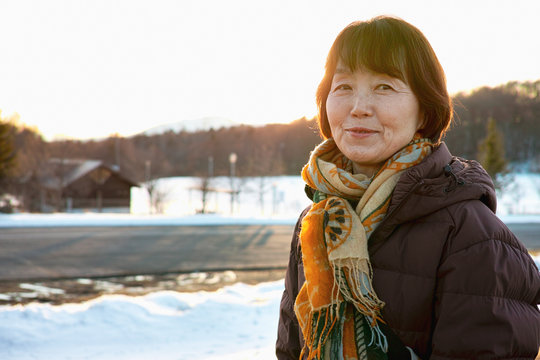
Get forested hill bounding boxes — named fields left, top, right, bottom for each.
left=445, top=80, right=540, bottom=163
left=10, top=80, right=540, bottom=182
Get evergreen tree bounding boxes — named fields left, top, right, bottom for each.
left=0, top=112, right=16, bottom=183
left=477, top=117, right=507, bottom=189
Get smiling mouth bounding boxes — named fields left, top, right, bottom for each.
left=345, top=128, right=377, bottom=135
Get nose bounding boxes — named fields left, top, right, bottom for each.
left=350, top=92, right=372, bottom=118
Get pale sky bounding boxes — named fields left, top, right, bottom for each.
left=0, top=0, right=539, bottom=140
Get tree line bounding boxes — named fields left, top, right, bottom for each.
left=446, top=80, right=540, bottom=167
left=0, top=79, right=539, bottom=211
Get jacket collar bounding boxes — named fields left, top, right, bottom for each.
left=368, top=142, right=497, bottom=255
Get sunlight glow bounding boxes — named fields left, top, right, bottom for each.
left=0, top=0, right=538, bottom=140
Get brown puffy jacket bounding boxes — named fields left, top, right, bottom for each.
left=276, top=143, right=540, bottom=359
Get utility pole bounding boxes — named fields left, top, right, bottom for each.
left=229, top=153, right=237, bottom=214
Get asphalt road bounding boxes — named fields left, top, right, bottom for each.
left=0, top=225, right=296, bottom=281
left=0, top=223, right=537, bottom=281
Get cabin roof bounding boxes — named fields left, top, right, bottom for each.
left=41, top=159, right=139, bottom=189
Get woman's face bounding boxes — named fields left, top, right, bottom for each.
left=326, top=62, right=423, bottom=176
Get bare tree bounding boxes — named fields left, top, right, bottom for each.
left=144, top=178, right=169, bottom=214
left=143, top=160, right=170, bottom=214
left=243, top=143, right=285, bottom=215
left=197, top=176, right=214, bottom=214
left=194, top=156, right=215, bottom=214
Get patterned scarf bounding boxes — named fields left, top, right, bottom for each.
left=294, top=136, right=433, bottom=360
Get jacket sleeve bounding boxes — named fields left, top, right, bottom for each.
left=276, top=209, right=307, bottom=360
left=430, top=202, right=540, bottom=359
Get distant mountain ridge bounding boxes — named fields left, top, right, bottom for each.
left=141, top=117, right=240, bottom=135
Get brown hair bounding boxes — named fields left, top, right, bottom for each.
left=316, top=16, right=452, bottom=143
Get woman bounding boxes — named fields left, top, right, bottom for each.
left=276, top=16, right=540, bottom=360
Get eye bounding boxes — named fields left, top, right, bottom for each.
left=333, top=83, right=352, bottom=92
left=375, top=83, right=394, bottom=91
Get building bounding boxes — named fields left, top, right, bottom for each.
left=39, top=159, right=139, bottom=213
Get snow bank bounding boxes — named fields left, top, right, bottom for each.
left=1, top=258, right=538, bottom=360
left=0, top=212, right=297, bottom=228
left=0, top=280, right=284, bottom=360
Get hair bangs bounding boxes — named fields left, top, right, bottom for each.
left=334, top=22, right=408, bottom=83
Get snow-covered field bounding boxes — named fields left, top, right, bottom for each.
left=0, top=281, right=284, bottom=360
left=0, top=174, right=539, bottom=359
left=1, top=174, right=540, bottom=228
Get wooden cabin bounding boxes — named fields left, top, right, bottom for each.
left=39, top=159, right=139, bottom=213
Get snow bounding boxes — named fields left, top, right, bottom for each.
left=1, top=174, right=540, bottom=228
left=0, top=174, right=539, bottom=359
left=497, top=173, right=540, bottom=216
left=0, top=176, right=309, bottom=228
left=142, top=116, right=240, bottom=135
left=0, top=212, right=298, bottom=228
left=0, top=281, right=284, bottom=360
left=1, top=256, right=540, bottom=360
left=130, top=175, right=309, bottom=218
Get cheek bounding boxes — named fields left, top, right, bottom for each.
left=326, top=97, right=345, bottom=128
left=326, top=98, right=336, bottom=120
left=325, top=98, right=339, bottom=134
left=389, top=99, right=422, bottom=135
